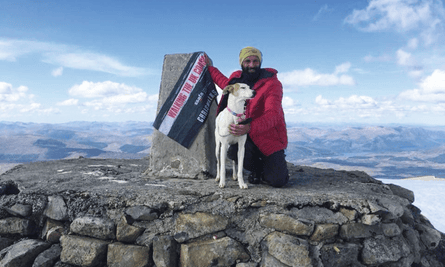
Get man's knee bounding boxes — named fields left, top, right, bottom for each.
left=262, top=150, right=289, bottom=187
left=263, top=170, right=289, bottom=187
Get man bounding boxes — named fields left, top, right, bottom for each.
left=206, top=46, right=289, bottom=187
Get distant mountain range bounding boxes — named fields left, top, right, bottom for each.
left=285, top=124, right=445, bottom=179
left=0, top=121, right=152, bottom=163
left=2, top=121, right=445, bottom=179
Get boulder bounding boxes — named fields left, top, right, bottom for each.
left=60, top=235, right=109, bottom=267
left=180, top=236, right=249, bottom=267
left=70, top=217, right=116, bottom=240
left=0, top=239, right=50, bottom=267
left=107, top=242, right=150, bottom=267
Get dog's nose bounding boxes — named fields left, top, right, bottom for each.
left=252, top=91, right=256, bottom=97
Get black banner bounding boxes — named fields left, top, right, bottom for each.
left=153, top=52, right=218, bottom=148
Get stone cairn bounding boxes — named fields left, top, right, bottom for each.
left=0, top=158, right=444, bottom=266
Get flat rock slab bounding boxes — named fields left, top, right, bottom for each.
left=0, top=158, right=408, bottom=215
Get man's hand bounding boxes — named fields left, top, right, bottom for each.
left=229, top=123, right=250, bottom=136
left=204, top=53, right=213, bottom=67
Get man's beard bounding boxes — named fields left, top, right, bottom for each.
left=242, top=66, right=261, bottom=82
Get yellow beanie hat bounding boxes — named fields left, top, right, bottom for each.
left=239, top=46, right=262, bottom=66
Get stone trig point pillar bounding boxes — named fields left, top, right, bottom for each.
left=144, top=53, right=217, bottom=179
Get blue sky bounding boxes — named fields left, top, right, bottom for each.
left=1, top=0, right=445, bottom=125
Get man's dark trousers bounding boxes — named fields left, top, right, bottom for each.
left=227, top=136, right=289, bottom=187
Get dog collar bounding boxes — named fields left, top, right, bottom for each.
left=226, top=106, right=244, bottom=117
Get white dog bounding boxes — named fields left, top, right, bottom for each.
left=215, top=83, right=255, bottom=189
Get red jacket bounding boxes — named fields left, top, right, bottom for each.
left=208, top=66, right=288, bottom=156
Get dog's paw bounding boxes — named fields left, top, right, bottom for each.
left=232, top=175, right=237, bottom=181
left=215, top=176, right=220, bottom=182
left=239, top=183, right=248, bottom=189
left=219, top=182, right=226, bottom=188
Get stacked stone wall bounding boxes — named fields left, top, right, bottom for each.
left=1, top=176, right=444, bottom=267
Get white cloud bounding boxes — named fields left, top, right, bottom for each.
left=344, top=0, right=444, bottom=31
left=407, top=38, right=419, bottom=49
left=0, top=81, right=59, bottom=118
left=409, top=69, right=424, bottom=78
left=52, top=67, right=64, bottom=77
left=69, top=81, right=146, bottom=99
left=334, top=62, right=351, bottom=74
left=313, top=4, right=333, bottom=21
left=396, top=48, right=423, bottom=76
left=68, top=81, right=158, bottom=114
left=344, top=0, right=445, bottom=47
left=57, top=98, right=78, bottom=106
left=364, top=54, right=391, bottom=62
left=279, top=63, right=356, bottom=87
left=0, top=39, right=153, bottom=77
left=316, top=94, right=377, bottom=109
left=398, top=69, right=445, bottom=102
left=313, top=94, right=408, bottom=120
left=396, top=49, right=414, bottom=66
left=420, top=69, right=445, bottom=93
left=282, top=96, right=295, bottom=108
left=0, top=82, right=29, bottom=102
left=45, top=52, right=150, bottom=77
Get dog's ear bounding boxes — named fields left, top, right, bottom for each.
left=231, top=83, right=240, bottom=96
left=222, top=85, right=234, bottom=95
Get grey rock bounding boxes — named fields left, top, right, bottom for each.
left=116, top=216, right=144, bottom=243
left=340, top=222, right=382, bottom=240
left=107, top=242, right=150, bottom=267
left=47, top=226, right=64, bottom=243
left=260, top=251, right=288, bottom=267
left=180, top=236, right=249, bottom=267
left=135, top=229, right=157, bottom=247
left=41, top=218, right=64, bottom=240
left=384, top=254, right=415, bottom=267
left=133, top=217, right=174, bottom=235
left=259, top=213, right=314, bottom=236
left=5, top=203, right=32, bottom=217
left=60, top=235, right=109, bottom=267
left=44, top=195, right=68, bottom=221
left=339, top=207, right=357, bottom=222
left=145, top=53, right=217, bottom=179
left=263, top=231, right=312, bottom=267
left=0, top=237, right=14, bottom=251
left=382, top=223, right=402, bottom=237
left=32, top=244, right=62, bottom=267
left=369, top=197, right=406, bottom=218
left=320, top=243, right=364, bottom=267
left=125, top=205, right=157, bottom=221
left=416, top=224, right=442, bottom=250
left=153, top=235, right=178, bottom=267
left=401, top=206, right=415, bottom=225
left=403, top=226, right=422, bottom=263
left=0, top=217, right=36, bottom=236
left=291, top=206, right=348, bottom=225
left=362, top=235, right=410, bottom=265
left=174, top=212, right=228, bottom=242
left=310, top=224, right=339, bottom=242
left=387, top=183, right=415, bottom=203
left=237, top=263, right=258, bottom=267
left=0, top=239, right=50, bottom=267
left=70, top=216, right=116, bottom=240
left=361, top=214, right=380, bottom=225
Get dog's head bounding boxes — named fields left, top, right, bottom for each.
left=222, top=83, right=255, bottom=99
